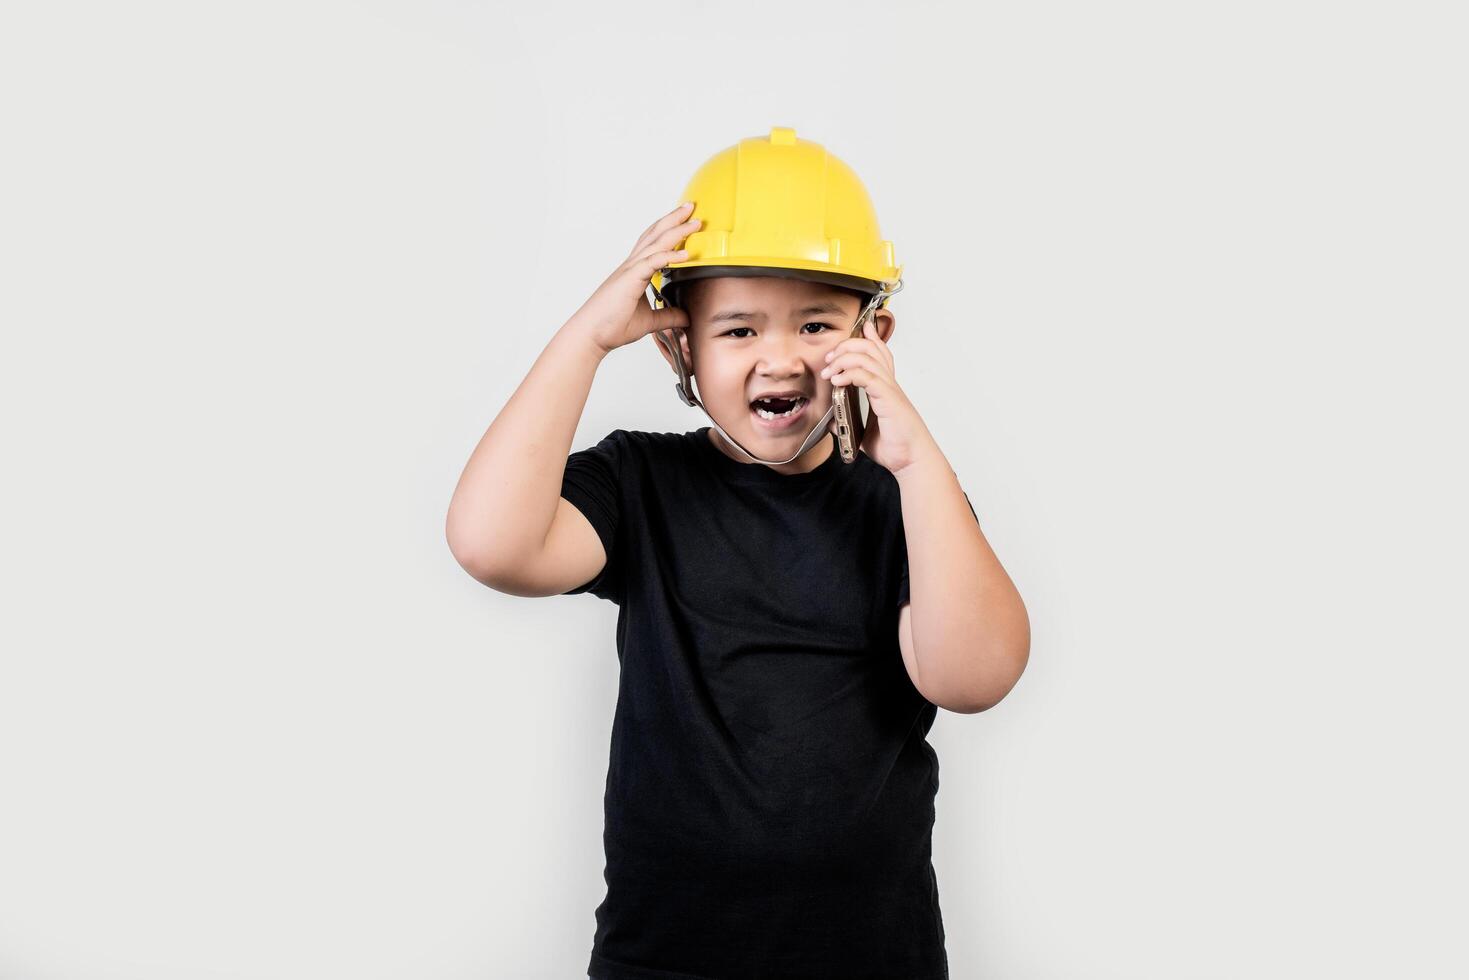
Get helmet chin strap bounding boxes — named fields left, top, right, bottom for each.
left=706, top=392, right=835, bottom=465
left=647, top=278, right=903, bottom=466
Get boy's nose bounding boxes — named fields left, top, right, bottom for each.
left=755, top=355, right=815, bottom=379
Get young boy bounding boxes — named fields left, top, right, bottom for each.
left=446, top=130, right=1029, bottom=979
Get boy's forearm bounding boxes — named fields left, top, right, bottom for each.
left=895, top=444, right=1030, bottom=712
left=445, top=320, right=608, bottom=574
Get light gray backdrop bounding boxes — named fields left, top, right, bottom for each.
left=2, top=1, right=1464, bottom=978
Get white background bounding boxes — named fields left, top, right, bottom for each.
left=2, top=1, right=1465, bottom=978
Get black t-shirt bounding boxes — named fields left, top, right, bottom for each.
left=561, top=426, right=973, bottom=980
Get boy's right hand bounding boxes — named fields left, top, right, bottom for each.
left=571, top=203, right=701, bottom=356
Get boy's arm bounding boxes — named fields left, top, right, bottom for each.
left=445, top=204, right=699, bottom=590
left=445, top=321, right=609, bottom=586
left=895, top=449, right=1030, bottom=714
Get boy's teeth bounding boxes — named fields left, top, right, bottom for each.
left=753, top=397, right=805, bottom=419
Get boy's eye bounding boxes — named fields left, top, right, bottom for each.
left=720, top=323, right=833, bottom=338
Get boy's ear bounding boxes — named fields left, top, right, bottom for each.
left=872, top=307, right=896, bottom=345
left=652, top=326, right=694, bottom=375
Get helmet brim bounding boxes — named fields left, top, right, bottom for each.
left=662, top=263, right=884, bottom=301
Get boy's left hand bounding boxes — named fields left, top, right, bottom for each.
left=820, top=319, right=940, bottom=476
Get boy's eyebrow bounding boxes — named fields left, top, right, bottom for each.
left=708, top=302, right=848, bottom=323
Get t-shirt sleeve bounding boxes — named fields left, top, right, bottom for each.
left=898, top=490, right=979, bottom=610
left=558, top=429, right=627, bottom=603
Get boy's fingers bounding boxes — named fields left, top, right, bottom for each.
left=631, top=248, right=689, bottom=285
left=863, top=321, right=895, bottom=371
left=632, top=203, right=695, bottom=256
left=826, top=353, right=890, bottom=385
left=663, top=216, right=701, bottom=249
left=654, top=202, right=696, bottom=237
left=635, top=217, right=699, bottom=264
left=840, top=328, right=894, bottom=372
left=826, top=338, right=880, bottom=361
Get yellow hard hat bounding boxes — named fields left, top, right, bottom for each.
left=651, top=126, right=902, bottom=305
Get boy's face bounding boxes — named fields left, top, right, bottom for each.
left=656, top=275, right=897, bottom=465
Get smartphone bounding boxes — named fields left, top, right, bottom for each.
left=832, top=293, right=889, bottom=463
left=831, top=327, right=866, bottom=464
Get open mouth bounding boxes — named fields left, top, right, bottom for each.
left=749, top=396, right=810, bottom=431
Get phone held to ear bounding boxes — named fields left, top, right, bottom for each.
left=831, top=360, right=865, bottom=463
